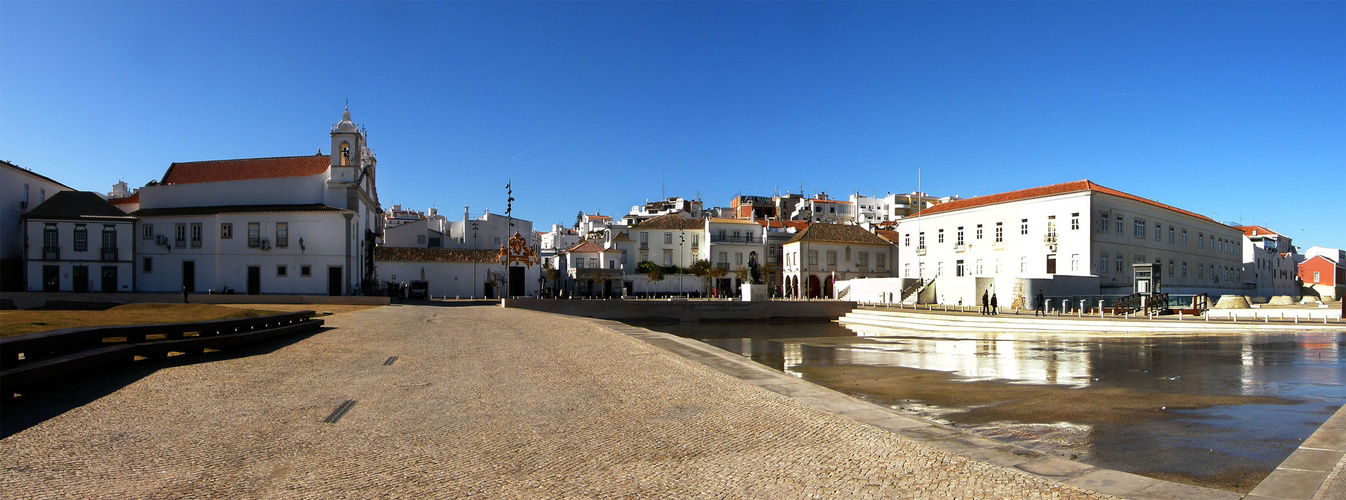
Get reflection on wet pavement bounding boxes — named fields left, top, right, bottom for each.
left=634, top=321, right=1346, bottom=492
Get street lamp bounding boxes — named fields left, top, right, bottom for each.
left=472, top=222, right=479, bottom=299
left=679, top=233, right=684, bottom=297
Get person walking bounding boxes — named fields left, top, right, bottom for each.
left=990, top=293, right=998, bottom=315
left=981, top=290, right=989, bottom=315
left=1035, top=289, right=1045, bottom=317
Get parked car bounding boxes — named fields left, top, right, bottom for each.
left=408, top=280, right=429, bottom=300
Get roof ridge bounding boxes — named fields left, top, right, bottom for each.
left=169, top=153, right=327, bottom=166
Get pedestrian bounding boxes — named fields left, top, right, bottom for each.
left=990, top=293, right=998, bottom=315
left=182, top=285, right=189, bottom=304
left=981, top=290, right=989, bottom=315
left=1035, top=289, right=1045, bottom=317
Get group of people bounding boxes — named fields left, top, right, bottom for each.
left=979, top=290, right=999, bottom=315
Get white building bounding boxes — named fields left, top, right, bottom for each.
left=373, top=246, right=539, bottom=299
left=705, top=218, right=767, bottom=295
left=782, top=223, right=897, bottom=299
left=786, top=193, right=853, bottom=223
left=621, top=197, right=702, bottom=226
left=850, top=191, right=956, bottom=225
left=22, top=191, right=136, bottom=293
left=891, top=180, right=1247, bottom=309
left=132, top=106, right=382, bottom=296
left=1, top=160, right=73, bottom=291
left=1233, top=225, right=1298, bottom=298
left=559, top=239, right=623, bottom=297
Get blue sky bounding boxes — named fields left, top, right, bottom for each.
left=3, top=1, right=1343, bottom=249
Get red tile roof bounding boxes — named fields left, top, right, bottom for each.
left=375, top=247, right=501, bottom=264
left=108, top=192, right=139, bottom=206
left=586, top=214, right=611, bottom=220
left=563, top=240, right=611, bottom=254
left=161, top=154, right=330, bottom=185
left=1232, top=225, right=1280, bottom=237
left=912, top=180, right=1217, bottom=224
left=784, top=223, right=892, bottom=246
left=754, top=220, right=810, bottom=231
left=876, top=229, right=901, bottom=244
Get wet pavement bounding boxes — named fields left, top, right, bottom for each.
left=639, top=321, right=1346, bottom=493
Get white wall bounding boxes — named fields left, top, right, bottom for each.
left=2, top=165, right=72, bottom=261
left=24, top=219, right=134, bottom=292
left=376, top=260, right=540, bottom=298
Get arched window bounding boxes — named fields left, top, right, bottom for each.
left=340, top=142, right=351, bottom=166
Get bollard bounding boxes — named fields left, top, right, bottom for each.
left=1264, top=314, right=1268, bottom=323
left=1099, top=301, right=1105, bottom=319
left=1294, top=315, right=1298, bottom=324
left=1179, top=311, right=1183, bottom=321
left=1281, top=312, right=1285, bottom=321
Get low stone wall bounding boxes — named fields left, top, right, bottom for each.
left=0, top=292, right=389, bottom=310
left=502, top=298, right=856, bottom=322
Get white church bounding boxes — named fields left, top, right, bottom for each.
left=132, top=107, right=383, bottom=296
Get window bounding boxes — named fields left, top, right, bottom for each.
left=1116, top=256, right=1123, bottom=273
left=575, top=257, right=585, bottom=269
left=736, top=253, right=744, bottom=266
left=621, top=250, right=628, bottom=265
left=918, top=232, right=926, bottom=248
left=938, top=229, right=944, bottom=244
left=1134, top=218, right=1146, bottom=238
left=995, top=258, right=1002, bottom=274
left=691, top=234, right=699, bottom=248
left=23, top=185, right=28, bottom=206
left=417, top=235, right=427, bottom=245
left=248, top=223, right=260, bottom=247
left=143, top=224, right=154, bottom=240
left=43, top=224, right=58, bottom=257
left=1021, top=219, right=1028, bottom=235
left=276, top=222, right=288, bottom=248
left=40, top=188, right=45, bottom=203
left=995, top=223, right=1003, bottom=242
left=639, top=250, right=648, bottom=262
left=976, top=224, right=983, bottom=240
left=1182, top=262, right=1188, bottom=278
left=640, top=232, right=648, bottom=247
left=1116, top=216, right=1123, bottom=234
left=1168, top=226, right=1174, bottom=243
left=975, top=259, right=983, bottom=275
left=175, top=223, right=186, bottom=248
left=1070, top=254, right=1079, bottom=272
left=807, top=250, right=818, bottom=268
left=1100, top=253, right=1108, bottom=274
left=1100, top=213, right=1109, bottom=232
left=845, top=247, right=851, bottom=262
left=826, top=250, right=837, bottom=268
left=1071, top=213, right=1080, bottom=230
left=428, top=237, right=441, bottom=248
left=956, top=227, right=964, bottom=246
left=1168, top=261, right=1174, bottom=277
left=74, top=225, right=88, bottom=252
left=191, top=223, right=202, bottom=248
left=858, top=252, right=868, bottom=268
left=221, top=223, right=233, bottom=239
left=277, top=265, right=288, bottom=277
left=1182, top=230, right=1187, bottom=246
left=1198, top=233, right=1204, bottom=249
left=1314, top=271, right=1321, bottom=282
left=664, top=232, right=671, bottom=244
left=1198, top=264, right=1204, bottom=279
left=102, top=226, right=117, bottom=257
left=1019, top=256, right=1027, bottom=273
left=876, top=253, right=885, bottom=270
left=301, top=265, right=311, bottom=277
left=663, top=249, right=672, bottom=266
left=1154, top=222, right=1161, bottom=241
left=143, top=257, right=152, bottom=273
left=904, top=233, right=910, bottom=246
left=956, top=260, right=965, bottom=277
left=904, top=263, right=910, bottom=277
left=937, top=261, right=944, bottom=276
left=589, top=258, right=597, bottom=269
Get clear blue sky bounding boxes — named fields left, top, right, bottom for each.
left=3, top=1, right=1343, bottom=249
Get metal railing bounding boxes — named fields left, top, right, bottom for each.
left=101, top=247, right=118, bottom=261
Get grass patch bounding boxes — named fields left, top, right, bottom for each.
left=0, top=303, right=282, bottom=338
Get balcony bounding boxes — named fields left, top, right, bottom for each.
left=639, top=243, right=649, bottom=250
left=710, top=235, right=758, bottom=244
left=915, top=245, right=926, bottom=256
left=42, top=245, right=59, bottom=260
left=101, top=247, right=118, bottom=262
left=954, top=243, right=966, bottom=252
left=1044, top=232, right=1058, bottom=244
left=715, top=262, right=730, bottom=270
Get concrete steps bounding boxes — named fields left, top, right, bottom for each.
left=838, top=307, right=1345, bottom=334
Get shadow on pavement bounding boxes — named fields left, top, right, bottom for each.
left=0, top=326, right=333, bottom=439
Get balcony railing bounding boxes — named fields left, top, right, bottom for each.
left=715, top=262, right=730, bottom=270
left=954, top=243, right=966, bottom=252
left=1044, top=232, right=1059, bottom=244
left=639, top=243, right=648, bottom=250
left=42, top=246, right=59, bottom=260
left=709, top=235, right=758, bottom=244
left=101, top=247, right=118, bottom=262
left=915, top=245, right=926, bottom=256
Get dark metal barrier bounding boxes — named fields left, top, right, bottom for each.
left=2, top=311, right=323, bottom=395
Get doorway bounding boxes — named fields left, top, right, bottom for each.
left=247, top=266, right=260, bottom=295
left=182, top=261, right=196, bottom=292
left=327, top=267, right=342, bottom=296
left=509, top=266, right=525, bottom=297
left=42, top=266, right=59, bottom=292
left=72, top=266, right=89, bottom=293
left=1046, top=255, right=1057, bottom=275
left=101, top=266, right=117, bottom=293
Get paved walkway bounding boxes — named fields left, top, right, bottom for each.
left=3, top=304, right=1114, bottom=499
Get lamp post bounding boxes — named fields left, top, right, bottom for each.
left=679, top=233, right=684, bottom=297
left=472, top=222, right=479, bottom=299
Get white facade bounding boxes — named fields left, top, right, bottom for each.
left=383, top=217, right=449, bottom=248
left=132, top=106, right=382, bottom=295
left=2, top=161, right=73, bottom=291
left=23, top=192, right=135, bottom=293
left=375, top=248, right=540, bottom=299
left=893, top=181, right=1248, bottom=308
left=782, top=224, right=897, bottom=299
left=1237, top=226, right=1298, bottom=298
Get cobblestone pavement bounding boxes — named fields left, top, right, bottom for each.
left=2, top=305, right=1114, bottom=499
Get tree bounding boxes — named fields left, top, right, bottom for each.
left=637, top=260, right=663, bottom=296
left=733, top=266, right=751, bottom=295
left=574, top=211, right=584, bottom=230
left=541, top=260, right=560, bottom=297
left=706, top=264, right=727, bottom=297
left=689, top=259, right=713, bottom=296
left=758, top=262, right=777, bottom=296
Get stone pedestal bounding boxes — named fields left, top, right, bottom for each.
left=741, top=284, right=769, bottom=302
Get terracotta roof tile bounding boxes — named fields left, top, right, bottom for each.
left=161, top=154, right=330, bottom=185
left=875, top=229, right=901, bottom=244
left=755, top=220, right=810, bottom=231
left=375, top=247, right=500, bottom=264
left=784, top=223, right=892, bottom=246
left=913, top=180, right=1218, bottom=224
left=108, top=192, right=139, bottom=206
left=709, top=218, right=760, bottom=225
left=562, top=240, right=611, bottom=254
left=635, top=212, right=704, bottom=230
left=1232, top=225, right=1280, bottom=237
